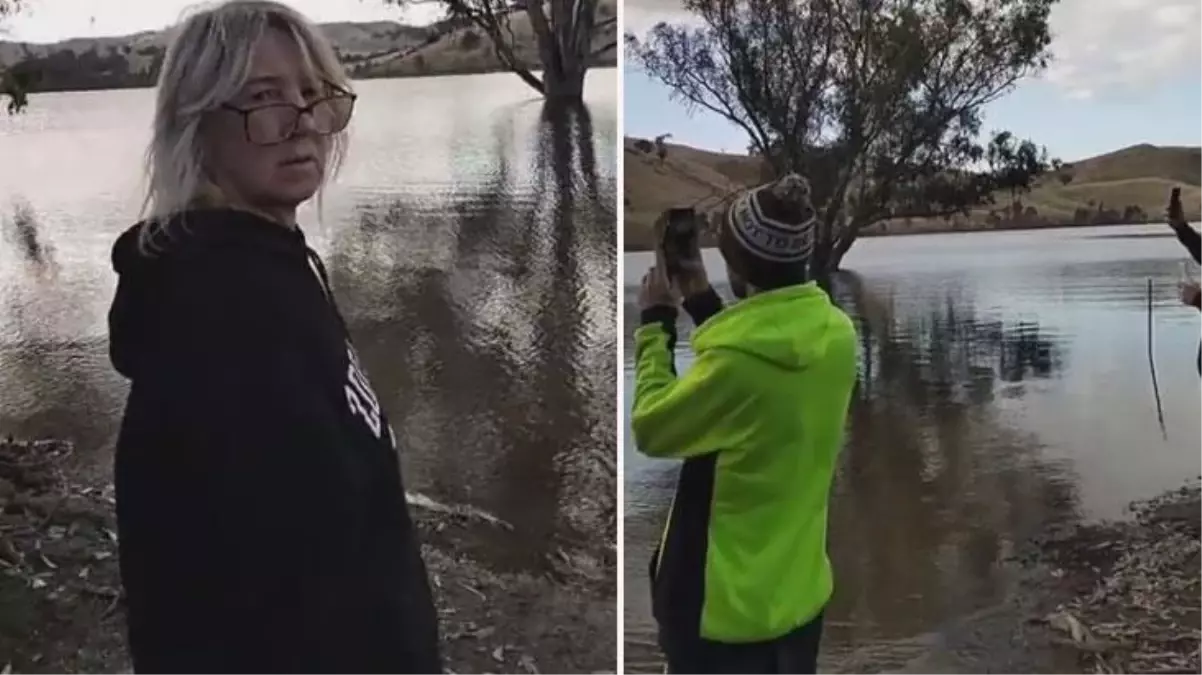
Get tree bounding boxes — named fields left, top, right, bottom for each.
left=628, top=0, right=1058, bottom=275
left=987, top=130, right=1050, bottom=202
left=388, top=0, right=616, bottom=102
left=1057, top=162, right=1074, bottom=186
left=1, top=0, right=30, bottom=113
left=0, top=1, right=22, bottom=21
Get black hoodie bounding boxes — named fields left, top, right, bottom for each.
left=108, top=208, right=441, bottom=674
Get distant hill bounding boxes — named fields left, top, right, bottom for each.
left=623, top=138, right=1202, bottom=250
left=0, top=4, right=616, bottom=93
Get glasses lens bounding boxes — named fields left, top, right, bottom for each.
left=311, top=96, right=354, bottom=134
left=241, top=97, right=353, bottom=145
left=246, top=105, right=298, bottom=145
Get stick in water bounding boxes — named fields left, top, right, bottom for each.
left=1146, top=277, right=1167, bottom=440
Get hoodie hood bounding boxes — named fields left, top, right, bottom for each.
left=689, top=282, right=839, bottom=371
left=108, top=208, right=331, bottom=379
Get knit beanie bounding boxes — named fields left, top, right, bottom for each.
left=718, top=173, right=817, bottom=288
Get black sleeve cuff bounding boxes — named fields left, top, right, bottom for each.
left=682, top=287, right=724, bottom=326
left=640, top=305, right=679, bottom=327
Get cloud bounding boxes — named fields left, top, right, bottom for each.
left=623, top=0, right=695, bottom=44
left=623, top=0, right=1202, bottom=101
left=1041, top=0, right=1200, bottom=100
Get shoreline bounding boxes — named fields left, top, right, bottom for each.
left=1025, top=480, right=1201, bottom=674
left=622, top=219, right=1169, bottom=253
left=0, top=438, right=616, bottom=674
left=7, top=62, right=619, bottom=97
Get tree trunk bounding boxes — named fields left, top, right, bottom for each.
left=810, top=214, right=860, bottom=291
left=542, top=61, right=587, bottom=102
left=525, top=0, right=590, bottom=104
left=810, top=220, right=834, bottom=292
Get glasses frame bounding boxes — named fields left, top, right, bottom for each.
left=221, top=84, right=358, bottom=147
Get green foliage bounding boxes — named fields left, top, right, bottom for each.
left=987, top=130, right=1052, bottom=199
left=1, top=0, right=27, bottom=112
left=628, top=0, right=1060, bottom=270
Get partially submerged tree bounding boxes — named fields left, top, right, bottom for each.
left=628, top=0, right=1059, bottom=274
left=390, top=0, right=616, bottom=102
left=0, top=0, right=30, bottom=112
left=0, top=1, right=22, bottom=22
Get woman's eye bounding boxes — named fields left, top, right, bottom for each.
left=249, top=89, right=280, bottom=102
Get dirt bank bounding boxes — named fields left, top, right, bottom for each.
left=890, top=481, right=1202, bottom=675
left=0, top=438, right=615, bottom=674
left=1026, top=481, right=1200, bottom=674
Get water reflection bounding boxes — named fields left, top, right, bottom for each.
left=836, top=271, right=1065, bottom=405
left=326, top=102, right=616, bottom=575
left=822, top=274, right=1080, bottom=671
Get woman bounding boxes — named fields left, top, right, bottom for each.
left=106, top=2, right=441, bottom=672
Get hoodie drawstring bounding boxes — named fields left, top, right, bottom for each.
left=304, top=247, right=352, bottom=338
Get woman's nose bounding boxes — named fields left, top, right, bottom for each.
left=294, top=107, right=319, bottom=134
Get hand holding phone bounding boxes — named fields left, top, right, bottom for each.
left=1168, top=187, right=1184, bottom=225
left=657, top=207, right=711, bottom=297
left=660, top=207, right=699, bottom=280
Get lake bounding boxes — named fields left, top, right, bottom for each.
left=0, top=70, right=617, bottom=579
left=623, top=226, right=1201, bottom=672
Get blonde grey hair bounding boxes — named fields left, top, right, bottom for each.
left=140, top=0, right=351, bottom=253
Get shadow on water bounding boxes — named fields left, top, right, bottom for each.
left=0, top=203, right=123, bottom=477
left=624, top=272, right=1084, bottom=673
left=326, top=101, right=616, bottom=578
left=2, top=200, right=57, bottom=271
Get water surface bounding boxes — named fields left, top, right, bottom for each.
left=623, top=226, right=1201, bottom=672
left=0, top=70, right=618, bottom=577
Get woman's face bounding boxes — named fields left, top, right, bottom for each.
left=203, top=29, right=331, bottom=216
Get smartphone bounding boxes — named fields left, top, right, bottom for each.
left=661, top=207, right=699, bottom=279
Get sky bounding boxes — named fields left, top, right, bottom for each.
left=623, top=0, right=1202, bottom=162
left=2, top=0, right=445, bottom=42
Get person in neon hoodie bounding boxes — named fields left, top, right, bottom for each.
left=632, top=173, right=859, bottom=674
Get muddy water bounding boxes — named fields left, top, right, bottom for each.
left=0, top=71, right=617, bottom=579
left=623, top=227, right=1201, bottom=672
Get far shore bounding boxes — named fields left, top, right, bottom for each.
left=11, top=61, right=618, bottom=97
left=622, top=219, right=1182, bottom=253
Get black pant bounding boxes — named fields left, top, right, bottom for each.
left=663, top=612, right=825, bottom=674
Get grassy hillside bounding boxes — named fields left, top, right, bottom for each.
left=623, top=139, right=1202, bottom=250
left=367, top=1, right=617, bottom=78
left=0, top=5, right=616, bottom=93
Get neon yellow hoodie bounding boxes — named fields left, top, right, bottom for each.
left=631, top=282, right=858, bottom=645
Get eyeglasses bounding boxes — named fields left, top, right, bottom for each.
left=221, top=89, right=357, bottom=146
